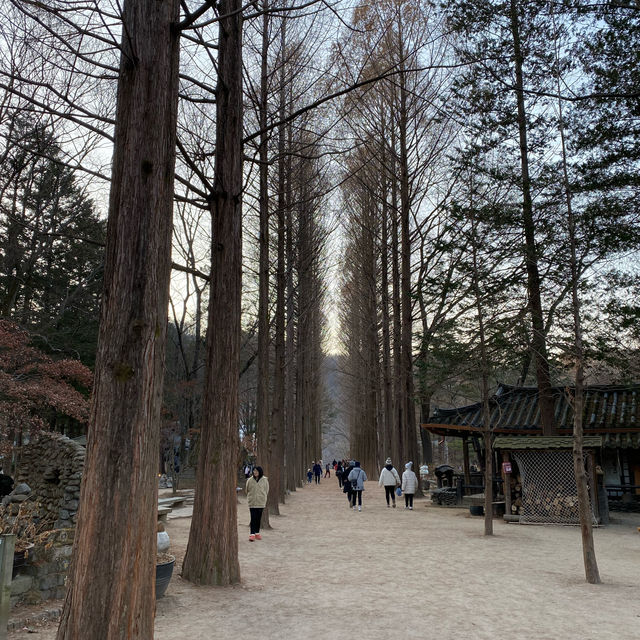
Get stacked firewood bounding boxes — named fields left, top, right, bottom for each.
left=510, top=475, right=523, bottom=515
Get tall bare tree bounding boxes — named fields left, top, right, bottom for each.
left=56, top=0, right=180, bottom=637
left=182, top=0, right=243, bottom=586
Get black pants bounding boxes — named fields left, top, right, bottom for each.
left=250, top=507, right=263, bottom=534
left=404, top=493, right=414, bottom=508
left=352, top=490, right=362, bottom=506
left=384, top=485, right=396, bottom=505
left=337, top=475, right=343, bottom=487
left=314, top=474, right=321, bottom=484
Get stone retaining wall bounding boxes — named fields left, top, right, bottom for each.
left=10, top=528, right=74, bottom=608
left=17, top=432, right=84, bottom=529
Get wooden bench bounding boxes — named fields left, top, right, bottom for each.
left=158, top=496, right=187, bottom=508
left=157, top=506, right=172, bottom=522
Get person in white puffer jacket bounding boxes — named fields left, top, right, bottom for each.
left=378, top=458, right=401, bottom=508
left=402, top=461, right=418, bottom=510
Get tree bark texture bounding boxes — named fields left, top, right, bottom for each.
left=182, top=0, right=243, bottom=586
left=56, top=1, right=180, bottom=637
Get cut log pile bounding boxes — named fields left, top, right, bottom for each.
left=510, top=475, right=581, bottom=520
left=509, top=475, right=522, bottom=515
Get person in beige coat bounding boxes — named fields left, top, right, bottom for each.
left=246, top=465, right=269, bottom=541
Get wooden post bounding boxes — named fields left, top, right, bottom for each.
left=590, top=450, right=600, bottom=521
left=502, top=451, right=512, bottom=516
left=0, top=534, right=16, bottom=640
left=463, top=435, right=471, bottom=490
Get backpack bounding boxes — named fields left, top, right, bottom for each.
left=351, top=469, right=360, bottom=490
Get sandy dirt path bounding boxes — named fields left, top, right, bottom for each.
left=9, top=477, right=640, bottom=639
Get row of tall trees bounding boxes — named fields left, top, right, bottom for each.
left=0, top=0, right=367, bottom=637
left=336, top=0, right=639, bottom=573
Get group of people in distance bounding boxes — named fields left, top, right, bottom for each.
left=333, top=457, right=418, bottom=511
left=306, top=459, right=334, bottom=484
left=243, top=455, right=420, bottom=543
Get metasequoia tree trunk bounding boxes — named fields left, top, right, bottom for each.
left=509, top=0, right=556, bottom=435
left=182, top=0, right=243, bottom=585
left=379, top=122, right=394, bottom=462
left=284, top=133, right=299, bottom=488
left=389, top=111, right=402, bottom=467
left=360, top=190, right=380, bottom=474
left=256, top=0, right=275, bottom=522
left=271, top=5, right=287, bottom=506
left=56, top=0, right=180, bottom=637
left=398, top=51, right=418, bottom=469
left=279, top=18, right=298, bottom=492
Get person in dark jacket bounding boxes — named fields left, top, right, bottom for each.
left=342, top=461, right=355, bottom=506
left=335, top=462, right=344, bottom=488
left=312, top=461, right=322, bottom=484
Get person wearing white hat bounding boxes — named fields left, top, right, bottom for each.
left=402, top=462, right=418, bottom=510
left=378, top=457, right=401, bottom=508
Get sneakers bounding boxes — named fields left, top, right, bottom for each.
left=254, top=533, right=262, bottom=540
left=409, top=507, right=413, bottom=510
left=387, top=504, right=390, bottom=508
left=358, top=506, right=362, bottom=511
left=405, top=506, right=409, bottom=509
left=392, top=502, right=396, bottom=508
left=249, top=534, right=256, bottom=542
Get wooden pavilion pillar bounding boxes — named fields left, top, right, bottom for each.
left=463, top=435, right=471, bottom=489
left=502, top=450, right=512, bottom=515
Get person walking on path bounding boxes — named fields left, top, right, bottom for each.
left=336, top=462, right=344, bottom=488
left=246, top=465, right=269, bottom=541
left=348, top=461, right=367, bottom=511
left=313, top=461, right=323, bottom=484
left=324, top=463, right=331, bottom=478
left=379, top=458, right=401, bottom=508
left=306, top=468, right=313, bottom=484
left=342, top=461, right=354, bottom=506
left=401, top=461, right=418, bottom=510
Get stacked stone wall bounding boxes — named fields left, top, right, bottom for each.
left=10, top=528, right=74, bottom=608
left=16, top=432, right=84, bottom=528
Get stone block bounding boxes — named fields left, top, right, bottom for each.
left=10, top=574, right=34, bottom=596
left=54, top=586, right=67, bottom=599
left=59, top=509, right=70, bottom=520
left=39, top=574, right=59, bottom=591
left=32, top=560, right=56, bottom=574
left=53, top=545, right=73, bottom=559
left=66, top=500, right=79, bottom=510
left=12, top=483, right=31, bottom=495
